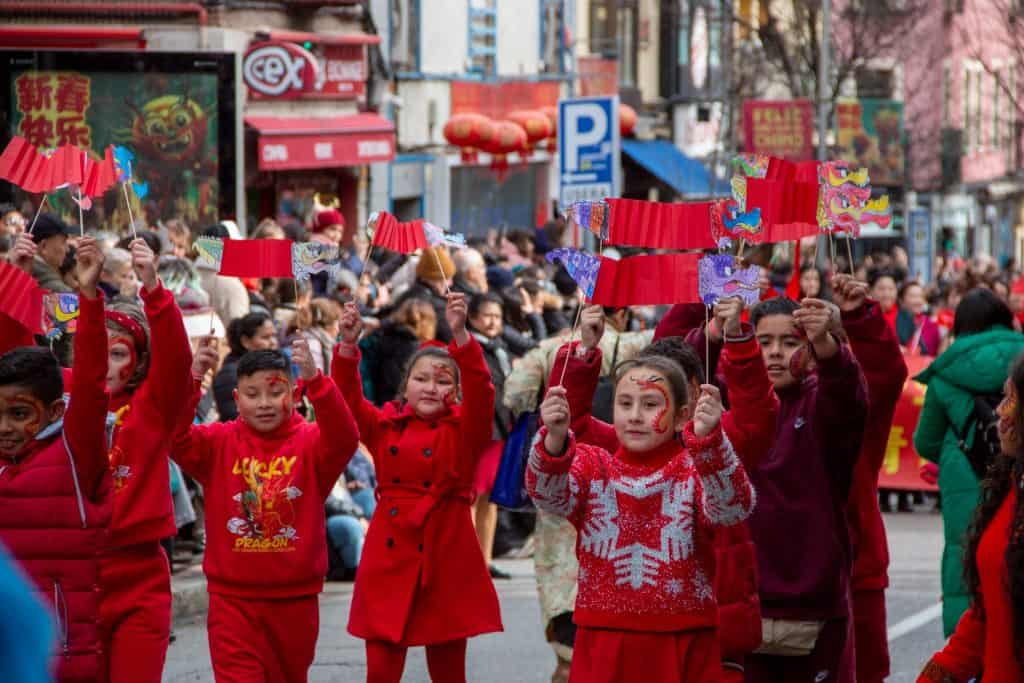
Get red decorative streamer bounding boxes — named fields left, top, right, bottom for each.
left=218, top=239, right=295, bottom=278
left=590, top=252, right=701, bottom=307
left=605, top=198, right=718, bottom=250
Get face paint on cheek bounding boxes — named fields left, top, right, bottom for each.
left=998, top=394, right=1019, bottom=438
left=634, top=377, right=671, bottom=434
left=431, top=363, right=457, bottom=406
left=265, top=374, right=292, bottom=411
left=111, top=338, right=138, bottom=382
left=1, top=394, right=46, bottom=438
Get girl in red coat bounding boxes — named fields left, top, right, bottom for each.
left=332, top=293, right=503, bottom=683
left=918, top=353, right=1024, bottom=682
left=528, top=351, right=756, bottom=683
left=99, top=238, right=194, bottom=682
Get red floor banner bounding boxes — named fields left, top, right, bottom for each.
left=878, top=353, right=938, bottom=492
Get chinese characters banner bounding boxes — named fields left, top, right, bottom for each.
left=742, top=100, right=814, bottom=161
left=10, top=70, right=220, bottom=227
left=878, top=354, right=938, bottom=492
left=836, top=98, right=905, bottom=187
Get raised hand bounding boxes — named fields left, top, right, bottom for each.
left=191, top=336, right=220, bottom=382
left=338, top=301, right=363, bottom=346
left=75, top=236, right=104, bottom=298
left=291, top=338, right=317, bottom=381
left=540, top=386, right=571, bottom=455
left=693, top=384, right=723, bottom=438
left=446, top=292, right=469, bottom=346
left=129, top=237, right=159, bottom=292
left=794, top=298, right=840, bottom=359
left=579, top=305, right=605, bottom=351
left=8, top=233, right=36, bottom=274
left=831, top=274, right=869, bottom=313
left=713, top=296, right=744, bottom=339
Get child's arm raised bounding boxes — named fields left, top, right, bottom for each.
left=685, top=385, right=755, bottom=528
left=717, top=297, right=778, bottom=468
left=64, top=237, right=111, bottom=498
left=526, top=387, right=587, bottom=527
left=292, top=338, right=359, bottom=496
left=446, top=293, right=497, bottom=477
left=168, top=342, right=224, bottom=484
left=132, top=238, right=194, bottom=432
left=331, top=302, right=387, bottom=452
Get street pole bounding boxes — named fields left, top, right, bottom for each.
left=816, top=0, right=831, bottom=268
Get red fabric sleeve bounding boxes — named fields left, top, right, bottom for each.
left=64, top=290, right=111, bottom=498
left=168, top=380, right=217, bottom=484
left=331, top=347, right=387, bottom=456
left=450, top=337, right=497, bottom=484
left=719, top=332, right=778, bottom=468
left=304, top=371, right=360, bottom=497
left=546, top=342, right=621, bottom=452
left=925, top=607, right=985, bottom=681
left=814, top=343, right=869, bottom=482
left=0, top=316, right=35, bottom=358
left=137, top=282, right=194, bottom=431
left=653, top=304, right=708, bottom=342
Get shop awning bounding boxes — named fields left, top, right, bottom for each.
left=246, top=114, right=395, bottom=171
left=622, top=139, right=729, bottom=198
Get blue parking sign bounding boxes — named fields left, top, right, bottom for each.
left=558, top=96, right=620, bottom=206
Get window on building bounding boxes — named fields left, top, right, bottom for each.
left=942, top=61, right=951, bottom=127
left=540, top=0, right=566, bottom=74
left=390, top=0, right=420, bottom=73
left=678, top=0, right=691, bottom=67
left=855, top=67, right=894, bottom=98
left=589, top=0, right=616, bottom=54
left=994, top=70, right=1001, bottom=148
left=617, top=3, right=638, bottom=87
left=975, top=68, right=984, bottom=150
left=467, top=0, right=496, bottom=77
left=708, top=0, right=722, bottom=72
left=589, top=0, right=638, bottom=87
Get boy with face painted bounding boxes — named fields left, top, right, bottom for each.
left=0, top=236, right=113, bottom=682
left=99, top=237, right=195, bottom=683
left=331, top=293, right=503, bottom=683
left=177, top=337, right=359, bottom=682
left=742, top=293, right=869, bottom=683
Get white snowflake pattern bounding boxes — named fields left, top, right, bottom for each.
left=580, top=473, right=696, bottom=590
left=529, top=450, right=578, bottom=517
left=697, top=439, right=753, bottom=526
left=665, top=579, right=684, bottom=595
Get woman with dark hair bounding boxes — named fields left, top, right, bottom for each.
left=918, top=352, right=1024, bottom=681
left=212, top=311, right=277, bottom=421
left=798, top=263, right=830, bottom=301
left=869, top=268, right=900, bottom=332
left=896, top=281, right=941, bottom=356
left=914, top=288, right=1024, bottom=636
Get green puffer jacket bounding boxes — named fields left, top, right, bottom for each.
left=913, top=326, right=1024, bottom=636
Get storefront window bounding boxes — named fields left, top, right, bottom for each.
left=449, top=162, right=548, bottom=237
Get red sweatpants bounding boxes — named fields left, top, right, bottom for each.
left=208, top=593, right=319, bottom=683
left=569, top=627, right=722, bottom=683
left=852, top=589, right=889, bottom=683
left=99, top=542, right=172, bottom=683
left=365, top=639, right=468, bottom=683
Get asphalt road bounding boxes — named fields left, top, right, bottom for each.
left=163, top=510, right=947, bottom=682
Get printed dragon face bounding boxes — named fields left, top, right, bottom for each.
left=818, top=161, right=872, bottom=236
left=131, top=94, right=208, bottom=163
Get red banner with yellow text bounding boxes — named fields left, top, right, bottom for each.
left=879, top=354, right=938, bottom=492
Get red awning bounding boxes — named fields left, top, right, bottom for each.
left=0, top=26, right=146, bottom=49
left=257, top=29, right=381, bottom=46
left=245, top=113, right=395, bottom=171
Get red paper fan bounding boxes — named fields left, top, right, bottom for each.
left=590, top=252, right=701, bottom=307
left=81, top=145, right=118, bottom=197
left=0, top=261, right=43, bottom=335
left=372, top=216, right=428, bottom=254
left=0, top=136, right=50, bottom=193
left=605, top=198, right=717, bottom=251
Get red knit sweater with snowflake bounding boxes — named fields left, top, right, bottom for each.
left=526, top=423, right=755, bottom=632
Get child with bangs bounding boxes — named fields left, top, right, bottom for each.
left=331, top=293, right=503, bottom=683
left=527, top=334, right=756, bottom=682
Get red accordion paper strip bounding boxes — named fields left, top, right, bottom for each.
left=747, top=176, right=819, bottom=243
left=219, top=239, right=295, bottom=278
left=372, top=216, right=428, bottom=254
left=0, top=137, right=48, bottom=193
left=0, top=261, right=43, bottom=335
left=590, top=252, right=701, bottom=307
left=605, top=198, right=717, bottom=250
left=81, top=146, right=118, bottom=198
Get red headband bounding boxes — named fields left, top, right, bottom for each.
left=105, top=310, right=147, bottom=349
left=419, top=340, right=447, bottom=350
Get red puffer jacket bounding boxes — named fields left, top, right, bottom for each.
left=549, top=331, right=777, bottom=662
left=0, top=291, right=112, bottom=682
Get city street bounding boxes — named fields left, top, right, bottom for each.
left=164, top=509, right=947, bottom=682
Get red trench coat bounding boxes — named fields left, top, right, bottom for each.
left=333, top=337, right=504, bottom=645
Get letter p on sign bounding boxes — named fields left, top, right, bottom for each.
left=564, top=103, right=608, bottom=172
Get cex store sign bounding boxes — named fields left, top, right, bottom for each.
left=243, top=42, right=322, bottom=99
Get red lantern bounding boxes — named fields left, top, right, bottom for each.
left=505, top=110, right=554, bottom=156
left=480, top=121, right=528, bottom=176
left=619, top=104, right=638, bottom=136
left=540, top=106, right=558, bottom=151
left=443, top=113, right=497, bottom=162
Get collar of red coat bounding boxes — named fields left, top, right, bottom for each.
left=616, top=436, right=685, bottom=468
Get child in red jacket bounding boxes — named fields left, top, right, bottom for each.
left=551, top=300, right=777, bottom=681
left=98, top=237, right=194, bottom=682
left=177, top=338, right=359, bottom=683
left=331, top=294, right=503, bottom=683
left=0, top=237, right=113, bottom=682
left=529, top=349, right=756, bottom=683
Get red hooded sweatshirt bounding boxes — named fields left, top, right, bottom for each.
left=106, top=282, right=194, bottom=548
left=171, top=372, right=358, bottom=598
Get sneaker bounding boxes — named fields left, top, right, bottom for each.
left=489, top=564, right=512, bottom=580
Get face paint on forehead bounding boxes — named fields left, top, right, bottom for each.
left=632, top=375, right=671, bottom=434
left=264, top=372, right=290, bottom=388
left=0, top=393, right=46, bottom=437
